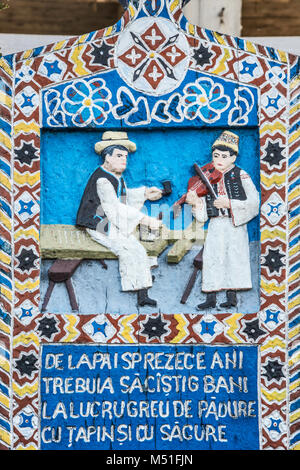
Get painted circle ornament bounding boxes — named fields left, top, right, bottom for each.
left=116, top=17, right=190, bottom=96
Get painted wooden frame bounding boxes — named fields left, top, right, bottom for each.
left=0, top=0, right=299, bottom=450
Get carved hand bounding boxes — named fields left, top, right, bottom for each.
left=145, top=187, right=163, bottom=201
left=186, top=190, right=203, bottom=207
left=213, top=196, right=230, bottom=209
left=141, top=216, right=162, bottom=230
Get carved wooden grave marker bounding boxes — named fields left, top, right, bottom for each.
left=0, top=0, right=299, bottom=451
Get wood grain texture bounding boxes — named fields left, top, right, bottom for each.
left=0, top=0, right=122, bottom=35
left=0, top=0, right=299, bottom=36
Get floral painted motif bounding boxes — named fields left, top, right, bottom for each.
left=182, top=77, right=230, bottom=122
left=62, top=78, right=112, bottom=126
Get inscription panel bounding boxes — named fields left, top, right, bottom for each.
left=40, top=344, right=260, bottom=450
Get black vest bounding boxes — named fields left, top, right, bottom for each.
left=76, top=167, right=127, bottom=232
left=206, top=166, right=247, bottom=218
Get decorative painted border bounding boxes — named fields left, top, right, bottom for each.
left=0, top=53, right=13, bottom=450
left=287, top=55, right=300, bottom=451
left=0, top=0, right=298, bottom=450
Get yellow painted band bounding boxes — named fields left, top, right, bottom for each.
left=0, top=358, right=10, bottom=374
left=13, top=332, right=40, bottom=347
left=289, top=128, right=300, bottom=144
left=261, top=228, right=286, bottom=241
left=70, top=46, right=89, bottom=76
left=13, top=381, right=38, bottom=398
left=224, top=314, right=244, bottom=343
left=288, top=325, right=300, bottom=339
left=0, top=392, right=10, bottom=409
left=120, top=314, right=138, bottom=343
left=170, top=314, right=188, bottom=343
left=290, top=409, right=300, bottom=423
left=261, top=172, right=286, bottom=188
left=0, top=130, right=12, bottom=150
left=14, top=170, right=40, bottom=187
left=0, top=319, right=10, bottom=335
left=0, top=285, right=12, bottom=302
left=0, top=251, right=11, bottom=266
left=14, top=121, right=40, bottom=136
left=170, top=0, right=179, bottom=12
left=0, top=428, right=11, bottom=446
left=14, top=227, right=39, bottom=241
left=62, top=315, right=79, bottom=343
left=260, top=337, right=285, bottom=352
left=0, top=90, right=12, bottom=108
left=261, top=279, right=285, bottom=294
left=0, top=57, right=13, bottom=76
left=15, top=278, right=39, bottom=292
left=246, top=40, right=257, bottom=54
left=261, top=387, right=286, bottom=402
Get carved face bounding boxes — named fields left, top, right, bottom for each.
left=212, top=148, right=237, bottom=173
left=103, top=148, right=128, bottom=175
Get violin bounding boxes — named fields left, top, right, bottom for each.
left=173, top=163, right=222, bottom=216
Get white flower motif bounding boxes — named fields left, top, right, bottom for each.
left=183, top=77, right=230, bottom=123
left=62, top=78, right=112, bottom=126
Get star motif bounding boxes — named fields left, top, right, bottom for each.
left=44, top=59, right=62, bottom=77
left=91, top=320, right=107, bottom=337
left=141, top=315, right=168, bottom=339
left=262, top=248, right=285, bottom=274
left=266, top=94, right=281, bottom=109
left=14, top=142, right=39, bottom=165
left=18, top=199, right=35, bottom=216
left=268, top=417, right=282, bottom=433
left=266, top=202, right=282, bottom=217
left=192, top=44, right=213, bottom=67
left=265, top=308, right=281, bottom=324
left=18, top=411, right=35, bottom=428
left=263, top=359, right=285, bottom=381
left=240, top=60, right=258, bottom=76
left=16, top=247, right=39, bottom=272
left=263, top=141, right=285, bottom=167
left=90, top=42, right=114, bottom=66
left=21, top=92, right=35, bottom=108
left=242, top=319, right=266, bottom=341
left=19, top=307, right=33, bottom=321
left=199, top=319, right=217, bottom=336
left=37, top=317, right=58, bottom=339
left=15, top=353, right=38, bottom=377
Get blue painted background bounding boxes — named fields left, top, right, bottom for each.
left=40, top=344, right=260, bottom=450
left=41, top=127, right=260, bottom=241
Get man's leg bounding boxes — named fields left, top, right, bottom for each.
left=87, top=229, right=157, bottom=306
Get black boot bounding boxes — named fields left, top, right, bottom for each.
left=197, top=292, right=216, bottom=310
left=220, top=290, right=237, bottom=308
left=137, top=289, right=157, bottom=307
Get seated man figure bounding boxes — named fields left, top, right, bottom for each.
left=76, top=131, right=162, bottom=307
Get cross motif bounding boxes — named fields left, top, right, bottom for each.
left=126, top=48, right=142, bottom=65
left=145, top=28, right=163, bottom=47
left=148, top=64, right=163, bottom=82
left=166, top=46, right=182, bottom=64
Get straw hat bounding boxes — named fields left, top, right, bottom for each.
left=95, top=131, right=137, bottom=154
left=212, top=131, right=239, bottom=154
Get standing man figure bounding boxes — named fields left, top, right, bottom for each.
left=76, top=131, right=163, bottom=307
left=186, top=131, right=260, bottom=310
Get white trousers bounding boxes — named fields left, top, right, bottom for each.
left=87, top=228, right=156, bottom=292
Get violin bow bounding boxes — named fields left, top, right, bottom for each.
left=194, top=164, right=225, bottom=216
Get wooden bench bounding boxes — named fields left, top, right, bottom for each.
left=40, top=223, right=205, bottom=311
